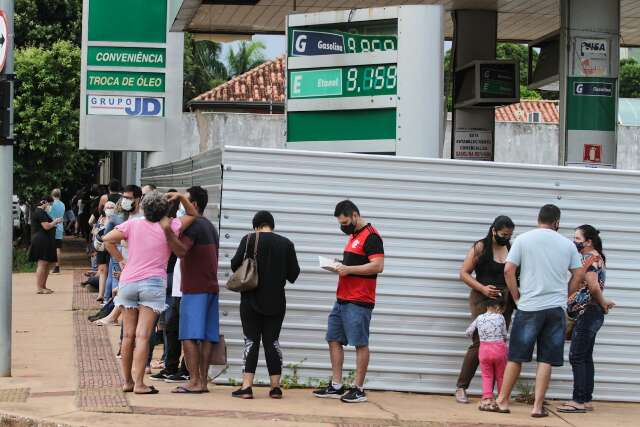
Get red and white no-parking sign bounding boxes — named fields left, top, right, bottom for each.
left=0, top=10, right=8, bottom=73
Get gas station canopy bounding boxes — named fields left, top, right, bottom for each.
left=173, top=0, right=640, bottom=45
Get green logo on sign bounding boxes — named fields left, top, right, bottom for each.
left=289, top=69, right=343, bottom=98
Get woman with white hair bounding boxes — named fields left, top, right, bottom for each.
left=103, top=191, right=198, bottom=394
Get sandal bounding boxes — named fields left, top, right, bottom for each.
left=478, top=400, right=496, bottom=412
left=134, top=385, right=159, bottom=395
left=557, top=403, right=586, bottom=413
left=37, top=289, right=54, bottom=294
left=455, top=388, right=470, bottom=404
left=171, top=386, right=202, bottom=394
left=531, top=408, right=549, bottom=418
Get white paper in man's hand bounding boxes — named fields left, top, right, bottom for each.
left=318, top=256, right=340, bottom=273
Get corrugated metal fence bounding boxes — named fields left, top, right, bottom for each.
left=215, top=146, right=640, bottom=402
left=141, top=148, right=222, bottom=220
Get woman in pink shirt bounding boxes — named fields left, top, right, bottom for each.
left=103, top=191, right=198, bottom=394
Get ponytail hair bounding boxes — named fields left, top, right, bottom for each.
left=577, top=224, right=606, bottom=264
left=475, top=215, right=515, bottom=265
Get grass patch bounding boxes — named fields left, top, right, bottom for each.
left=13, top=247, right=36, bottom=273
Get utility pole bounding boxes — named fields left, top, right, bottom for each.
left=0, top=0, right=14, bottom=377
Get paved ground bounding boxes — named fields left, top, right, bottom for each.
left=0, top=238, right=638, bottom=426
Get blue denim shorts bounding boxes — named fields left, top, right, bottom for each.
left=326, top=301, right=372, bottom=347
left=115, top=276, right=167, bottom=314
left=508, top=307, right=566, bottom=367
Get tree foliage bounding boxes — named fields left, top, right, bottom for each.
left=13, top=41, right=102, bottom=199
left=619, top=58, right=640, bottom=98
left=15, top=0, right=82, bottom=48
left=183, top=34, right=228, bottom=105
left=227, top=40, right=266, bottom=77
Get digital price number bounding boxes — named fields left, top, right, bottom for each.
left=289, top=64, right=397, bottom=99
left=344, top=35, right=397, bottom=53
left=345, top=64, right=397, bottom=94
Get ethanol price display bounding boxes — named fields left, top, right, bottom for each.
left=289, top=64, right=397, bottom=99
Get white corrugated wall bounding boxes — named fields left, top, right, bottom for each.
left=215, top=146, right=640, bottom=402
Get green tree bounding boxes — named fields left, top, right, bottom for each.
left=226, top=40, right=266, bottom=77
left=619, top=58, right=640, bottom=98
left=13, top=41, right=103, bottom=199
left=183, top=34, right=229, bottom=106
left=15, top=0, right=82, bottom=48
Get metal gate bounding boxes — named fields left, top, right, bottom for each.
left=215, top=146, right=640, bottom=402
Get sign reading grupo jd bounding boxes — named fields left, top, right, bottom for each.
left=80, top=0, right=176, bottom=151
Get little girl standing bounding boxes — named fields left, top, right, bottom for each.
left=465, top=299, right=508, bottom=411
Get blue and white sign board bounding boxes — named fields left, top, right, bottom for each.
left=87, top=95, right=165, bottom=117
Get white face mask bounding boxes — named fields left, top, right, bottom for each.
left=104, top=208, right=115, bottom=217
left=121, top=198, right=133, bottom=212
left=177, top=203, right=186, bottom=218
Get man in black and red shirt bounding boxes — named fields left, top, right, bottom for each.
left=313, top=200, right=384, bottom=404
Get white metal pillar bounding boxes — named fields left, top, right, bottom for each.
left=559, top=0, right=620, bottom=167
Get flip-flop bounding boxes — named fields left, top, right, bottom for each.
left=134, top=386, right=159, bottom=395
left=172, top=386, right=202, bottom=394
left=557, top=404, right=587, bottom=413
left=488, top=405, right=511, bottom=414
left=531, top=409, right=549, bottom=418
left=201, top=389, right=210, bottom=393
left=37, top=289, right=54, bottom=294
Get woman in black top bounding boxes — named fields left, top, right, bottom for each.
left=230, top=211, right=300, bottom=400
left=455, top=216, right=516, bottom=407
left=29, top=197, right=62, bottom=294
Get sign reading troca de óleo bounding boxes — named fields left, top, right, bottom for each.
left=87, top=71, right=165, bottom=92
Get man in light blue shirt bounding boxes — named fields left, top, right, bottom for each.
left=495, top=204, right=584, bottom=417
left=50, top=188, right=66, bottom=274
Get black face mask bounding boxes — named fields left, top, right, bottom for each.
left=495, top=235, right=510, bottom=246
left=574, top=241, right=585, bottom=251
left=340, top=223, right=356, bottom=235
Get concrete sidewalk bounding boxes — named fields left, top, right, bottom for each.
left=0, top=242, right=638, bottom=426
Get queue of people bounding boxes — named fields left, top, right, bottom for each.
left=28, top=184, right=614, bottom=412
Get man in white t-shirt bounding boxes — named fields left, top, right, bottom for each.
left=496, top=204, right=584, bottom=417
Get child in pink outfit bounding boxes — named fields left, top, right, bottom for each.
left=465, top=299, right=508, bottom=411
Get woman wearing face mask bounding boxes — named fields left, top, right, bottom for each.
left=28, top=196, right=63, bottom=294
left=557, top=225, right=615, bottom=414
left=455, top=215, right=516, bottom=407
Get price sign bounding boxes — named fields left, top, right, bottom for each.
left=290, top=29, right=397, bottom=56
left=289, top=64, right=397, bottom=99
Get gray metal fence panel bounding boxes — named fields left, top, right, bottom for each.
left=218, top=146, right=640, bottom=402
left=141, top=148, right=222, bottom=220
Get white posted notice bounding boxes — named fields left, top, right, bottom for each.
left=454, top=129, right=493, bottom=161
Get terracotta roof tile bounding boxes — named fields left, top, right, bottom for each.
left=194, top=59, right=559, bottom=121
left=192, top=55, right=286, bottom=103
left=495, top=100, right=559, bottom=123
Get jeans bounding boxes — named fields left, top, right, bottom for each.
left=570, top=304, right=604, bottom=403
left=103, top=258, right=115, bottom=301
left=508, top=307, right=566, bottom=367
left=326, top=301, right=372, bottom=347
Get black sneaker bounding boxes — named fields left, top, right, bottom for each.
left=164, top=373, right=189, bottom=383
left=52, top=266, right=60, bottom=274
left=340, top=387, right=367, bottom=403
left=269, top=387, right=283, bottom=399
left=150, top=370, right=172, bottom=381
left=231, top=387, right=253, bottom=399
left=313, top=384, right=345, bottom=399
